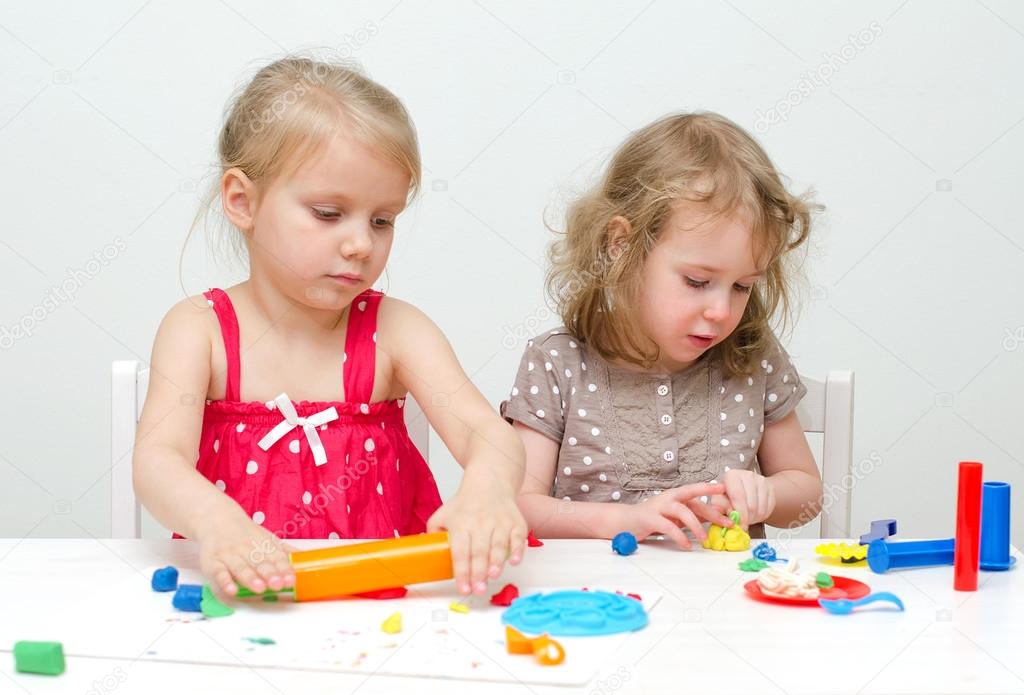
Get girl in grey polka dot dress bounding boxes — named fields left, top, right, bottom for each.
left=502, top=112, right=823, bottom=546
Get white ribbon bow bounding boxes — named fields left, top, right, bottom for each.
left=257, top=393, right=339, bottom=466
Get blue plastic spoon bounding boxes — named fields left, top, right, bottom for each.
left=818, top=591, right=905, bottom=615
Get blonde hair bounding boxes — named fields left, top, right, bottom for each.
left=548, top=111, right=818, bottom=377
left=182, top=56, right=421, bottom=281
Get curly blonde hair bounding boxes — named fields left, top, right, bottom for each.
left=547, top=111, right=817, bottom=378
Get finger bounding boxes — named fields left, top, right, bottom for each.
left=669, top=503, right=706, bottom=542
left=670, top=482, right=725, bottom=502
left=725, top=479, right=749, bottom=530
left=508, top=524, right=527, bottom=565
left=210, top=562, right=237, bottom=596
left=742, top=475, right=759, bottom=528
left=469, top=527, right=492, bottom=594
left=426, top=508, right=446, bottom=534
left=659, top=519, right=692, bottom=550
left=224, top=554, right=264, bottom=594
left=449, top=529, right=471, bottom=595
left=255, top=559, right=284, bottom=591
left=686, top=499, right=733, bottom=527
left=487, top=526, right=510, bottom=579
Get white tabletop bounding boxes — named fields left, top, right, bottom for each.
left=0, top=537, right=1021, bottom=695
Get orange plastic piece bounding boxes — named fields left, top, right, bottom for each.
left=504, top=625, right=565, bottom=666
left=505, top=626, right=534, bottom=654
left=289, top=532, right=453, bottom=602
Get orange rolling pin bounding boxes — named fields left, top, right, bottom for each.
left=236, top=532, right=453, bottom=601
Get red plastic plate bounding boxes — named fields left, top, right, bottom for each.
left=743, top=575, right=870, bottom=606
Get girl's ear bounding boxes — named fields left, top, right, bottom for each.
left=222, top=167, right=258, bottom=232
left=606, top=215, right=632, bottom=260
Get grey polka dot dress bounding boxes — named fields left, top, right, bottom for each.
left=500, top=327, right=807, bottom=530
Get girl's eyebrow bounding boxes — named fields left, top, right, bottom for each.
left=686, top=263, right=764, bottom=278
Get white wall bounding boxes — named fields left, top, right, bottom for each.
left=1, top=1, right=1022, bottom=545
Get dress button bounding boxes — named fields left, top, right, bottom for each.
left=657, top=384, right=669, bottom=397
left=663, top=450, right=674, bottom=462
left=660, top=414, right=672, bottom=426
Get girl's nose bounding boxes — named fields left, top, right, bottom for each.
left=340, top=224, right=373, bottom=259
left=703, top=291, right=730, bottom=323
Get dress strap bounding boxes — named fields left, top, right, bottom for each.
left=203, top=288, right=241, bottom=402
left=343, top=290, right=383, bottom=404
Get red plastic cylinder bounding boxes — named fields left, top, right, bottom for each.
left=954, top=461, right=983, bottom=591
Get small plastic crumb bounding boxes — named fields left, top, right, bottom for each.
left=172, top=584, right=203, bottom=612
left=815, top=572, right=835, bottom=589
left=611, top=531, right=638, bottom=556
left=449, top=602, right=470, bottom=614
left=489, top=583, right=520, bottom=607
left=381, top=612, right=402, bottom=634
left=739, top=558, right=769, bottom=572
left=200, top=584, right=235, bottom=618
left=243, top=637, right=276, bottom=645
left=626, top=592, right=642, bottom=602
left=527, top=530, right=544, bottom=547
left=13, top=641, right=65, bottom=676
left=151, top=566, right=179, bottom=592
left=356, top=587, right=409, bottom=600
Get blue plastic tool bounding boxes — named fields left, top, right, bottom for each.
left=151, top=566, right=179, bottom=592
left=818, top=591, right=905, bottom=614
left=611, top=531, right=638, bottom=556
left=980, top=481, right=1016, bottom=571
left=866, top=538, right=954, bottom=573
left=501, top=590, right=648, bottom=637
left=859, top=519, right=897, bottom=545
left=172, top=584, right=203, bottom=612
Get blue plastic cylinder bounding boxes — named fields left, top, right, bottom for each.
left=980, top=481, right=1016, bottom=571
left=867, top=538, right=954, bottom=573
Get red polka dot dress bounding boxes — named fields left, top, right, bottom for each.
left=184, top=288, right=442, bottom=540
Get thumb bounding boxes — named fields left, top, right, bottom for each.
left=426, top=508, right=446, bottom=534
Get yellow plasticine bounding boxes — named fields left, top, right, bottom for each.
left=381, top=612, right=402, bottom=634
left=702, top=511, right=751, bottom=551
left=815, top=542, right=868, bottom=563
left=449, top=602, right=470, bottom=614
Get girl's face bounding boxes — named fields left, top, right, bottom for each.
left=246, top=132, right=411, bottom=311
left=635, top=201, right=765, bottom=373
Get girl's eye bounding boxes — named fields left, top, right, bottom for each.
left=372, top=217, right=395, bottom=229
left=684, top=277, right=754, bottom=294
left=311, top=207, right=340, bottom=220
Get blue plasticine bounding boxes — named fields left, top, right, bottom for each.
left=611, top=532, right=638, bottom=556
left=151, top=566, right=179, bottom=592
left=752, top=542, right=787, bottom=562
left=867, top=538, right=954, bottom=573
left=501, top=590, right=648, bottom=637
left=859, top=519, right=897, bottom=545
left=980, top=481, right=1016, bottom=571
left=172, top=584, right=203, bottom=612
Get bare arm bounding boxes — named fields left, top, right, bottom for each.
left=132, top=297, right=294, bottom=595
left=757, top=410, right=822, bottom=528
left=380, top=298, right=527, bottom=594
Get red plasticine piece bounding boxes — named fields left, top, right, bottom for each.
left=490, top=583, right=520, bottom=606
left=627, top=593, right=642, bottom=602
left=354, top=587, right=409, bottom=600
left=527, top=530, right=544, bottom=547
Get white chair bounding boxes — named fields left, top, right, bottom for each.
left=110, top=360, right=431, bottom=539
left=793, top=370, right=855, bottom=538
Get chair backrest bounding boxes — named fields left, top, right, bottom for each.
left=110, top=360, right=431, bottom=539
left=793, top=370, right=855, bottom=538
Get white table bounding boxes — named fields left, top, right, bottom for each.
left=1, top=538, right=1021, bottom=695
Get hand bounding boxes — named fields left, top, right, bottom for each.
left=195, top=508, right=297, bottom=598
left=714, top=469, right=776, bottom=529
left=617, top=482, right=732, bottom=549
left=427, top=465, right=528, bottom=596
